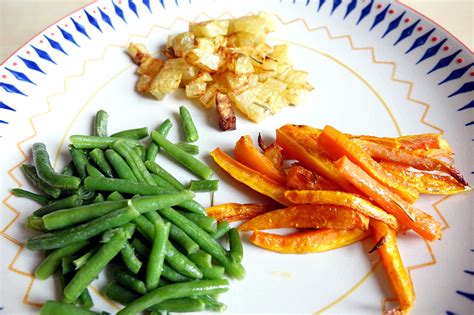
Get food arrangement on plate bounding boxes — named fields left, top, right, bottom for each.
left=2, top=5, right=472, bottom=315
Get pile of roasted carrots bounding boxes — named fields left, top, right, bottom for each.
left=207, top=124, right=470, bottom=313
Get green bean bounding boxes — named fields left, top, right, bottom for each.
left=198, top=295, right=227, bottom=312
left=92, top=193, right=104, bottom=203
left=62, top=161, right=76, bottom=176
left=35, top=241, right=89, bottom=280
left=188, top=250, right=212, bottom=269
left=228, top=228, right=243, bottom=263
left=21, top=164, right=61, bottom=198
left=179, top=106, right=199, bottom=142
left=85, top=164, right=104, bottom=178
left=200, top=265, right=225, bottom=280
left=189, top=179, right=219, bottom=192
left=111, top=127, right=149, bottom=140
left=27, top=202, right=140, bottom=251
left=133, top=215, right=155, bottom=240
left=70, top=135, right=140, bottom=150
left=114, top=269, right=147, bottom=295
left=89, top=148, right=114, bottom=177
left=26, top=215, right=45, bottom=231
left=11, top=188, right=49, bottom=205
left=157, top=207, right=245, bottom=280
left=76, top=187, right=96, bottom=201
left=61, top=256, right=74, bottom=274
left=105, top=282, right=139, bottom=305
left=63, top=228, right=130, bottom=302
left=69, top=147, right=88, bottom=180
left=111, top=141, right=156, bottom=185
left=94, top=110, right=108, bottom=137
left=150, top=298, right=206, bottom=312
left=146, top=220, right=170, bottom=291
left=133, top=144, right=147, bottom=162
left=79, top=288, right=94, bottom=309
left=73, top=247, right=98, bottom=270
left=39, top=300, right=99, bottom=315
left=145, top=161, right=185, bottom=191
left=151, top=131, right=213, bottom=180
left=32, top=143, right=81, bottom=189
left=33, top=195, right=83, bottom=217
left=212, top=221, right=231, bottom=240
left=168, top=223, right=199, bottom=255
left=175, top=142, right=199, bottom=155
left=179, top=211, right=217, bottom=234
left=121, top=241, right=142, bottom=274
left=105, top=149, right=137, bottom=181
left=118, top=279, right=229, bottom=314
left=107, top=191, right=125, bottom=201
left=147, top=119, right=173, bottom=162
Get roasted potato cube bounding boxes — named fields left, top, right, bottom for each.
left=190, top=19, right=229, bottom=38
left=149, top=68, right=182, bottom=100
left=229, top=86, right=271, bottom=122
left=185, top=81, right=207, bottom=98
left=227, top=32, right=266, bottom=47
left=199, top=83, right=218, bottom=109
left=216, top=92, right=236, bottom=131
left=128, top=43, right=150, bottom=64
left=225, top=72, right=257, bottom=91
left=194, top=72, right=213, bottom=82
left=256, top=78, right=288, bottom=114
left=284, top=88, right=308, bottom=105
left=229, top=15, right=269, bottom=36
left=278, top=68, right=309, bottom=87
left=163, top=58, right=198, bottom=84
left=195, top=37, right=217, bottom=52
left=169, top=32, right=195, bottom=57
left=220, top=48, right=254, bottom=75
left=138, top=56, right=164, bottom=77
left=136, top=74, right=152, bottom=93
left=185, top=49, right=224, bottom=72
left=270, top=44, right=290, bottom=64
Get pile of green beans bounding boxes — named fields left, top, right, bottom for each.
left=13, top=108, right=245, bottom=314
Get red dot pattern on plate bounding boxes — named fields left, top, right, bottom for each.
left=431, top=36, right=438, bottom=42
left=470, top=71, right=474, bottom=76
left=377, top=4, right=382, bottom=9
left=26, top=51, right=30, bottom=54
left=93, top=10, right=96, bottom=13
left=103, top=7, right=106, bottom=10
left=64, top=24, right=68, bottom=27
left=388, top=9, right=394, bottom=14
left=2, top=75, right=6, bottom=79
left=443, top=45, right=450, bottom=51
left=51, top=32, right=54, bottom=36
left=404, top=18, right=410, bottom=23
left=39, top=40, right=43, bottom=43
left=13, top=62, right=17, bottom=66
left=417, top=26, right=424, bottom=31
left=456, top=58, right=464, bottom=64
left=78, top=15, right=82, bottom=19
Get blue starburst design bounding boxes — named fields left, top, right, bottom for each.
left=44, top=34, right=69, bottom=54
left=456, top=291, right=474, bottom=301
left=356, top=0, right=373, bottom=25
left=405, top=28, right=435, bottom=54
left=143, top=0, right=152, bottom=12
left=382, top=11, right=405, bottom=38
left=427, top=49, right=461, bottom=74
left=0, top=101, right=15, bottom=111
left=18, top=56, right=46, bottom=74
left=30, top=45, right=56, bottom=64
left=57, top=26, right=79, bottom=48
left=458, top=101, right=474, bottom=111
left=330, top=0, right=342, bottom=15
left=98, top=8, right=115, bottom=29
left=112, top=0, right=127, bottom=23
left=0, top=120, right=8, bottom=124
left=0, top=82, right=27, bottom=96
left=394, top=19, right=420, bottom=46
left=4, top=68, right=36, bottom=85
left=448, top=81, right=474, bottom=98
left=370, top=4, right=390, bottom=31
left=71, top=17, right=91, bottom=39
left=416, top=38, right=446, bottom=64
left=439, top=63, right=473, bottom=85
left=159, top=0, right=165, bottom=8
left=343, top=0, right=357, bottom=19
left=317, top=0, right=326, bottom=12
left=128, top=0, right=139, bottom=17
left=85, top=10, right=103, bottom=32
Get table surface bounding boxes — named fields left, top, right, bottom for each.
left=0, top=0, right=472, bottom=61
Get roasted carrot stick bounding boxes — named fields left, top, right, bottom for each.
left=263, top=143, right=284, bottom=172
left=239, top=204, right=369, bottom=231
left=284, top=190, right=399, bottom=230
left=234, top=135, right=286, bottom=184
left=354, top=133, right=451, bottom=152
left=353, top=139, right=469, bottom=187
left=285, top=165, right=338, bottom=191
left=380, top=162, right=470, bottom=195
left=370, top=220, right=415, bottom=314
left=276, top=125, right=355, bottom=192
left=337, top=156, right=442, bottom=241
left=211, top=148, right=290, bottom=206
left=249, top=229, right=370, bottom=254
left=206, top=203, right=275, bottom=222
left=318, top=125, right=419, bottom=203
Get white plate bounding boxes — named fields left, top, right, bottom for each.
left=1, top=0, right=472, bottom=314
